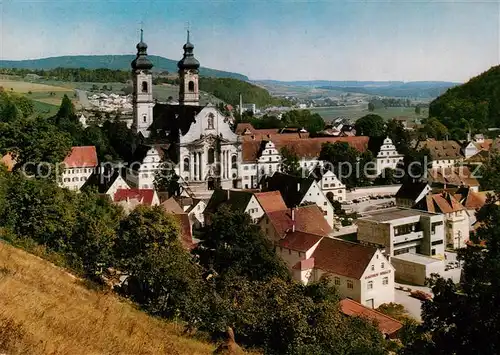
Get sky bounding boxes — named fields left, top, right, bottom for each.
left=1, top=0, right=499, bottom=82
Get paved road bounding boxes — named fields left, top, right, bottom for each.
left=76, top=89, right=90, bottom=109
left=394, top=251, right=462, bottom=321
left=344, top=198, right=395, bottom=214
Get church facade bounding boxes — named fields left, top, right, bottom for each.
left=127, top=31, right=241, bottom=198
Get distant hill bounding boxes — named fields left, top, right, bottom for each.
left=429, top=65, right=500, bottom=138
left=0, top=55, right=248, bottom=81
left=255, top=80, right=459, bottom=98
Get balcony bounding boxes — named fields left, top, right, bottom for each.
left=393, top=231, right=424, bottom=245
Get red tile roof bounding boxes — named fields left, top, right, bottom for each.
left=454, top=188, right=491, bottom=210
left=292, top=257, right=315, bottom=270
left=242, top=136, right=369, bottom=162
left=63, top=146, right=98, bottom=168
left=417, top=140, right=463, bottom=160
left=278, top=231, right=323, bottom=252
left=114, top=189, right=156, bottom=206
left=340, top=299, right=402, bottom=338
left=161, top=197, right=185, bottom=214
left=420, top=192, right=465, bottom=214
left=254, top=191, right=287, bottom=213
left=427, top=166, right=479, bottom=188
left=312, top=238, right=377, bottom=279
left=266, top=205, right=332, bottom=239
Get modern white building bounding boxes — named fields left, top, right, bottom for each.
left=376, top=137, right=403, bottom=175
left=357, top=207, right=446, bottom=259
left=60, top=146, right=98, bottom=191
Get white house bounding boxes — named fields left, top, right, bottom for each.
left=81, top=169, right=130, bottom=198
left=309, top=167, right=346, bottom=202
left=261, top=172, right=335, bottom=228
left=126, top=145, right=166, bottom=189
left=416, top=140, right=463, bottom=169
left=60, top=146, right=98, bottom=191
left=204, top=189, right=265, bottom=224
left=376, top=137, right=403, bottom=175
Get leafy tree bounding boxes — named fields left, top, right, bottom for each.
left=415, top=105, right=421, bottom=115
left=319, top=142, right=360, bottom=188
left=477, top=154, right=500, bottom=191
left=355, top=114, right=385, bottom=137
left=195, top=205, right=290, bottom=283
left=368, top=102, right=375, bottom=111
left=404, top=197, right=500, bottom=354
left=281, top=109, right=325, bottom=133
left=56, top=94, right=76, bottom=123
left=418, top=117, right=449, bottom=140
left=374, top=168, right=399, bottom=185
left=69, top=190, right=123, bottom=276
left=398, top=147, right=432, bottom=183
left=385, top=118, right=411, bottom=155
left=154, top=162, right=180, bottom=196
left=115, top=206, right=206, bottom=323
left=280, top=146, right=301, bottom=177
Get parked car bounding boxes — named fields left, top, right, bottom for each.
left=353, top=199, right=360, bottom=204
left=410, top=290, right=433, bottom=301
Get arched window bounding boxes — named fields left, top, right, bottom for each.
left=231, top=155, right=237, bottom=169
left=142, top=81, right=148, bottom=93
left=183, top=157, right=190, bottom=172
left=207, top=113, right=214, bottom=130
left=208, top=148, right=215, bottom=164
left=188, top=81, right=195, bottom=92
left=143, top=114, right=147, bottom=123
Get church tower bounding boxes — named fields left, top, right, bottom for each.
left=131, top=29, right=154, bottom=137
left=177, top=30, right=200, bottom=106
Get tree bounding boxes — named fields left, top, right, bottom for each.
left=374, top=168, right=399, bottom=185
left=368, top=102, right=375, bottom=111
left=415, top=105, right=421, bottom=115
left=355, top=114, right=385, bottom=137
left=280, top=146, right=301, bottom=177
left=478, top=154, right=500, bottom=191
left=385, top=118, right=411, bottom=155
left=281, top=110, right=325, bottom=133
left=404, top=197, right=500, bottom=354
left=419, top=117, right=449, bottom=140
left=115, top=206, right=206, bottom=323
left=319, top=142, right=360, bottom=188
left=56, top=94, right=76, bottom=123
left=195, top=205, right=290, bottom=283
left=154, top=162, right=180, bottom=196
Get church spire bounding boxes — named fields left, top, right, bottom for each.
left=131, top=25, right=153, bottom=70
left=178, top=29, right=200, bottom=71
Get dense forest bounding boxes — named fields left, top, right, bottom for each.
left=429, top=65, right=500, bottom=139
left=199, top=77, right=291, bottom=107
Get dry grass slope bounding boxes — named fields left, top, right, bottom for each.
left=0, top=241, right=214, bottom=355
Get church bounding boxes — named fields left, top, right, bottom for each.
left=127, top=30, right=241, bottom=198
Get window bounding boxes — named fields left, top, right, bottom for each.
left=80, top=177, right=86, bottom=181
left=183, top=157, right=190, bottom=172
left=334, top=277, right=340, bottom=285
left=347, top=280, right=353, bottom=289
left=143, top=115, right=147, bottom=123
left=371, top=265, right=375, bottom=271
left=367, top=281, right=373, bottom=290
left=432, top=249, right=436, bottom=255
left=382, top=277, right=389, bottom=285
left=432, top=240, right=444, bottom=245
left=231, top=155, right=237, bottom=169
left=381, top=262, right=385, bottom=269
left=188, top=80, right=195, bottom=92
left=142, top=81, right=148, bottom=93
left=324, top=201, right=327, bottom=206
left=244, top=166, right=249, bottom=171
left=208, top=148, right=215, bottom=164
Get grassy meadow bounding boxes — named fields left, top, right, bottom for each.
left=310, top=105, right=424, bottom=123
left=0, top=241, right=215, bottom=355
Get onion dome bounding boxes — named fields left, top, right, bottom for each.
left=177, top=30, right=200, bottom=70
left=131, top=29, right=153, bottom=70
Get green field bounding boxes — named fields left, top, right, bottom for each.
left=310, top=105, right=425, bottom=123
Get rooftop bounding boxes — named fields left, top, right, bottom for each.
left=254, top=191, right=287, bottom=213
left=391, top=252, right=443, bottom=265
left=360, top=207, right=438, bottom=223
left=339, top=299, right=403, bottom=337
left=63, top=146, right=98, bottom=168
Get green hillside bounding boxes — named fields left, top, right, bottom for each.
left=0, top=55, right=248, bottom=80
left=199, top=77, right=290, bottom=107
left=429, top=65, right=500, bottom=138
